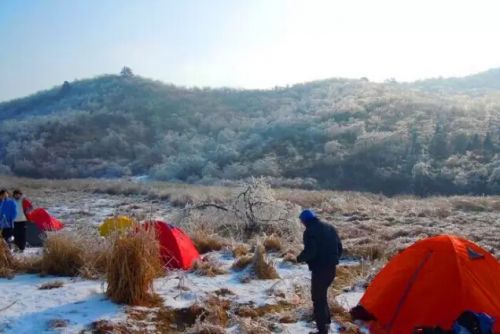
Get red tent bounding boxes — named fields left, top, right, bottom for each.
left=142, top=221, right=200, bottom=270
left=27, top=208, right=64, bottom=231
left=358, top=235, right=500, bottom=334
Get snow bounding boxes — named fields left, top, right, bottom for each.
left=154, top=251, right=311, bottom=311
left=336, top=291, right=363, bottom=310
left=0, top=275, right=122, bottom=334
left=0, top=249, right=362, bottom=333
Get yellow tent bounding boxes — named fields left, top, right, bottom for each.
left=99, top=215, right=136, bottom=237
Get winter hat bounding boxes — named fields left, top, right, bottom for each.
left=299, top=209, right=317, bottom=223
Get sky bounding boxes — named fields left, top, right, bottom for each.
left=1, top=0, right=500, bottom=101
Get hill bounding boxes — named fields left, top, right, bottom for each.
left=409, top=68, right=500, bottom=95
left=0, top=70, right=499, bottom=195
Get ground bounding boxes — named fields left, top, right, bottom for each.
left=0, top=177, right=499, bottom=333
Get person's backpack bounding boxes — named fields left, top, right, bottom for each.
left=453, top=311, right=495, bottom=334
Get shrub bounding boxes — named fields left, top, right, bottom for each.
left=106, top=229, right=163, bottom=306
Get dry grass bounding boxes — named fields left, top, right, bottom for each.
left=344, top=244, right=387, bottom=261
left=84, top=320, right=132, bottom=334
left=106, top=229, right=163, bottom=306
left=232, top=243, right=251, bottom=257
left=0, top=175, right=233, bottom=208
left=250, top=245, right=280, bottom=280
left=236, top=301, right=294, bottom=318
left=191, top=230, right=229, bottom=254
left=0, top=240, right=16, bottom=278
left=40, top=232, right=85, bottom=276
left=237, top=318, right=273, bottom=334
left=39, top=280, right=64, bottom=290
left=188, top=323, right=227, bottom=334
left=191, top=257, right=227, bottom=277
left=232, top=255, right=253, bottom=271
left=39, top=231, right=109, bottom=278
left=263, top=234, right=282, bottom=252
left=329, top=300, right=353, bottom=323
left=282, top=252, right=297, bottom=264
left=15, top=256, right=43, bottom=274
left=47, top=319, right=69, bottom=329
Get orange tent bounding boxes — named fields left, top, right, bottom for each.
left=359, top=235, right=500, bottom=334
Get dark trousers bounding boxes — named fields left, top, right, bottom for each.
left=1, top=227, right=14, bottom=245
left=311, top=266, right=336, bottom=333
left=13, top=221, right=27, bottom=251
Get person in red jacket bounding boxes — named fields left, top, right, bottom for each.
left=12, top=189, right=33, bottom=252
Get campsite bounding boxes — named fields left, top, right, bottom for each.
left=0, top=176, right=500, bottom=333
left=2, top=1, right=500, bottom=333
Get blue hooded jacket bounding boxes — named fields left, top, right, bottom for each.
left=0, top=199, right=17, bottom=229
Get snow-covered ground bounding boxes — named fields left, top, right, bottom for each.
left=0, top=275, right=122, bottom=334
left=36, top=192, right=174, bottom=228
left=0, top=250, right=362, bottom=334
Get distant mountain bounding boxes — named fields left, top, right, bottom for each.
left=0, top=69, right=499, bottom=195
left=409, top=68, right=500, bottom=95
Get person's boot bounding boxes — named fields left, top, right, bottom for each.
left=309, top=324, right=329, bottom=334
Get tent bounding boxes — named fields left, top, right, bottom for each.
left=26, top=208, right=64, bottom=246
left=357, top=235, right=500, bottom=334
left=99, top=215, right=136, bottom=237
left=142, top=221, right=200, bottom=270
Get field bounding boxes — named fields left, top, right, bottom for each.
left=0, top=176, right=499, bottom=333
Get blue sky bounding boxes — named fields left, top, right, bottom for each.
left=1, top=0, right=500, bottom=101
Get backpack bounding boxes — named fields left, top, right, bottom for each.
left=453, top=311, right=495, bottom=334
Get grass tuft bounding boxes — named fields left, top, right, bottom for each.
left=250, top=244, right=280, bottom=280
left=106, top=228, right=163, bottom=306
left=0, top=240, right=16, bottom=278
left=263, top=234, right=282, bottom=252
left=232, top=255, right=253, bottom=271
left=191, top=257, right=227, bottom=277
left=39, top=280, right=64, bottom=290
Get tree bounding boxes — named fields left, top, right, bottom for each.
left=429, top=124, right=449, bottom=160
left=60, top=81, right=71, bottom=95
left=120, top=66, right=134, bottom=77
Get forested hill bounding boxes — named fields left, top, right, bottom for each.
left=1, top=69, right=500, bottom=195
left=409, top=68, right=500, bottom=95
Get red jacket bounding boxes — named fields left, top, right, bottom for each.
left=22, top=198, right=34, bottom=217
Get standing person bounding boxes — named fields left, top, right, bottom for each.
left=12, top=189, right=33, bottom=252
left=0, top=189, right=17, bottom=247
left=297, top=209, right=343, bottom=334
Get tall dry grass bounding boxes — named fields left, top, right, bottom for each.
left=39, top=231, right=109, bottom=278
left=106, top=228, right=163, bottom=306
left=0, top=240, right=16, bottom=278
left=250, top=245, right=280, bottom=280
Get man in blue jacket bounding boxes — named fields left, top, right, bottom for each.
left=297, top=209, right=343, bottom=334
left=0, top=189, right=18, bottom=247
